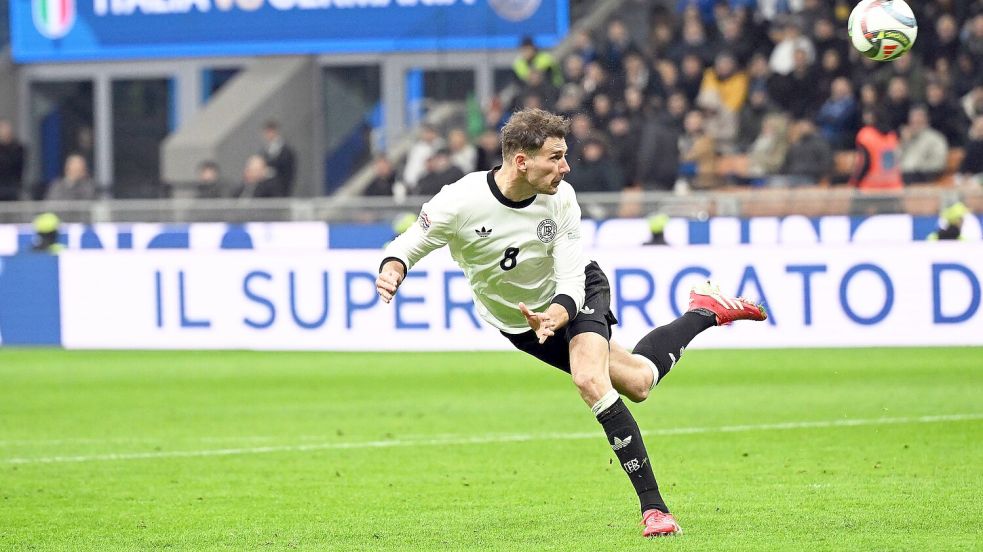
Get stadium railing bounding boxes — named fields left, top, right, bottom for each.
left=0, top=186, right=977, bottom=224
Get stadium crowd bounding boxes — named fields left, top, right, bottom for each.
left=384, top=0, right=983, bottom=200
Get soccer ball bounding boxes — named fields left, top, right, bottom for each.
left=848, top=0, right=918, bottom=61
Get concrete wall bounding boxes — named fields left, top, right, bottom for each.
left=0, top=48, right=18, bottom=123
left=161, top=56, right=320, bottom=197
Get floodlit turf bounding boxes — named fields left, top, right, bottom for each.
left=0, top=348, right=981, bottom=551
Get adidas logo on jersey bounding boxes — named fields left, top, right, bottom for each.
left=475, top=226, right=493, bottom=238
left=580, top=305, right=595, bottom=315
left=611, top=435, right=632, bottom=451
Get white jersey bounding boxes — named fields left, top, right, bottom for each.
left=382, top=169, right=588, bottom=333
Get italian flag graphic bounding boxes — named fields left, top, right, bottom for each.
left=33, top=0, right=76, bottom=39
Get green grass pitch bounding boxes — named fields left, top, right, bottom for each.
left=1, top=348, right=981, bottom=551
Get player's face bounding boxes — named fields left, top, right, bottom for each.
left=524, top=137, right=570, bottom=195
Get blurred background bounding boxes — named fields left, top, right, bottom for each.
left=0, top=0, right=981, bottom=349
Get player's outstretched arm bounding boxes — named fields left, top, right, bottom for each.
left=376, top=260, right=406, bottom=304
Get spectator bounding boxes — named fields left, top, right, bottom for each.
left=643, top=213, right=670, bottom=246
left=446, top=128, right=477, bottom=175
left=235, top=155, right=281, bottom=198
left=927, top=202, right=970, bottom=241
left=698, top=52, right=750, bottom=113
left=874, top=53, right=927, bottom=102
left=717, top=15, right=756, bottom=65
left=798, top=0, right=831, bottom=36
left=812, top=17, right=848, bottom=61
left=737, top=85, right=773, bottom=151
left=259, top=120, right=296, bottom=196
left=590, top=93, right=615, bottom=130
left=748, top=113, right=790, bottom=180
left=598, top=19, right=641, bottom=73
left=635, top=111, right=681, bottom=191
left=607, top=115, right=641, bottom=188
left=665, top=91, right=691, bottom=133
left=952, top=53, right=979, bottom=97
left=925, top=14, right=961, bottom=67
left=416, top=149, right=465, bottom=197
left=622, top=86, right=647, bottom=127
left=648, top=20, right=676, bottom=60
left=569, top=29, right=598, bottom=65
left=512, top=36, right=563, bottom=88
left=567, top=112, right=594, bottom=163
left=962, top=85, right=983, bottom=121
left=899, top=106, right=949, bottom=184
left=554, top=84, right=585, bottom=117
left=679, top=54, right=706, bottom=103
left=816, top=77, right=860, bottom=150
left=769, top=48, right=821, bottom=118
left=769, top=20, right=814, bottom=76
left=858, top=82, right=880, bottom=114
left=964, top=15, right=983, bottom=59
left=31, top=213, right=64, bottom=254
left=581, top=61, right=616, bottom=99
left=778, top=119, right=833, bottom=186
left=884, top=77, right=913, bottom=131
left=402, top=123, right=443, bottom=191
left=850, top=109, right=903, bottom=191
left=816, top=48, right=849, bottom=99
left=757, top=0, right=804, bottom=21
left=670, top=18, right=714, bottom=65
left=676, top=0, right=718, bottom=25
left=698, top=92, right=740, bottom=153
left=364, top=155, right=396, bottom=197
left=925, top=81, right=969, bottom=147
left=653, top=60, right=681, bottom=103
left=622, top=52, right=656, bottom=98
left=566, top=137, right=624, bottom=193
left=0, top=119, right=26, bottom=202
left=957, top=116, right=983, bottom=186
left=562, top=54, right=586, bottom=84
left=745, top=53, right=772, bottom=95
left=679, top=109, right=718, bottom=189
left=194, top=160, right=224, bottom=198
left=46, top=154, right=97, bottom=201
left=475, top=129, right=502, bottom=171
left=518, top=70, right=559, bottom=110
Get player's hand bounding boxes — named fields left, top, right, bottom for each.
left=376, top=269, right=404, bottom=304
left=519, top=302, right=555, bottom=344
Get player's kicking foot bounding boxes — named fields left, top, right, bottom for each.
left=641, top=509, right=682, bottom=537
left=688, top=281, right=767, bottom=325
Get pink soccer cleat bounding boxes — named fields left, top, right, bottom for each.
left=688, top=281, right=767, bottom=326
left=641, top=509, right=682, bottom=537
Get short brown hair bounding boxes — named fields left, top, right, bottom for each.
left=500, top=108, right=569, bottom=161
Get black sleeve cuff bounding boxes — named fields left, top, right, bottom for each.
left=551, top=294, right=578, bottom=322
left=379, top=256, right=407, bottom=275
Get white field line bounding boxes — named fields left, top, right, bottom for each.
left=4, top=413, right=981, bottom=465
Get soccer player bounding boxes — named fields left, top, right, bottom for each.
left=375, top=108, right=766, bottom=537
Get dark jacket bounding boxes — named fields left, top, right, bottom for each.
left=783, top=132, right=833, bottom=180
left=0, top=141, right=26, bottom=201
left=634, top=116, right=680, bottom=191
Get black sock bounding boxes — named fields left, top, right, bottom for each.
left=596, top=397, right=668, bottom=514
left=632, top=311, right=715, bottom=383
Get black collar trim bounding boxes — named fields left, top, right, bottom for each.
left=487, top=167, right=536, bottom=209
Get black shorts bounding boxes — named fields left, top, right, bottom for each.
left=502, top=261, right=618, bottom=373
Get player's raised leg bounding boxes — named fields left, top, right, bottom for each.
left=569, top=332, right=680, bottom=536
left=608, top=281, right=767, bottom=401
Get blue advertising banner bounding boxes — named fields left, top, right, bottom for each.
left=10, top=0, right=568, bottom=62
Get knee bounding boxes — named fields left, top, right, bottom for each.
left=623, top=385, right=650, bottom=403
left=572, top=371, right=604, bottom=394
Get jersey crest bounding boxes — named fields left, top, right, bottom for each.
left=537, top=219, right=558, bottom=243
